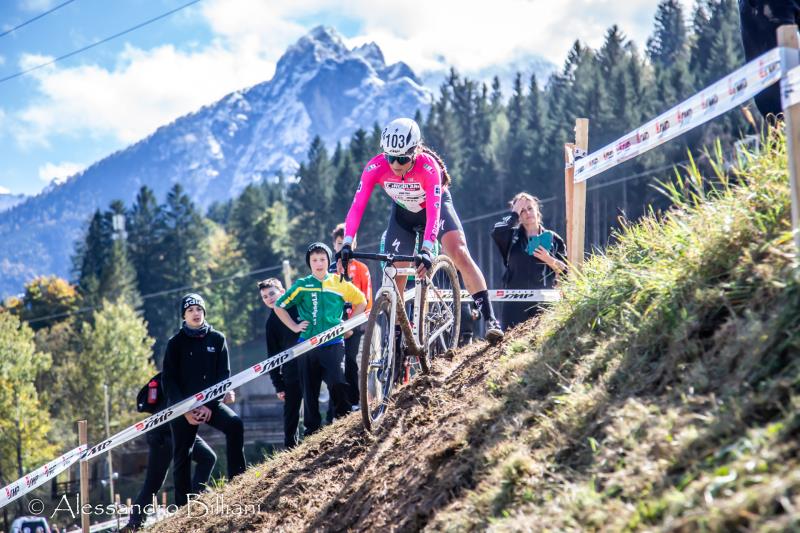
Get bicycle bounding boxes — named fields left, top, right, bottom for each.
left=344, top=251, right=461, bottom=431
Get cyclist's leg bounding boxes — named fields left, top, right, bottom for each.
left=437, top=190, right=504, bottom=343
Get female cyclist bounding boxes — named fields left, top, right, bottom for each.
left=340, top=117, right=504, bottom=344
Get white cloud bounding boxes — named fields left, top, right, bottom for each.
left=20, top=0, right=56, bottom=11
left=12, top=40, right=279, bottom=147
left=0, top=185, right=10, bottom=194
left=10, top=0, right=694, bottom=148
left=0, top=55, right=5, bottom=67
left=203, top=0, right=694, bottom=74
left=38, top=161, right=84, bottom=185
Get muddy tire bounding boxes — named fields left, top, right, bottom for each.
left=418, top=255, right=461, bottom=374
left=360, top=291, right=396, bottom=432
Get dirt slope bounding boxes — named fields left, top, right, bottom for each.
left=154, top=336, right=516, bottom=533
left=154, top=133, right=800, bottom=532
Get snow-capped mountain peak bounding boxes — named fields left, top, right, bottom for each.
left=0, top=26, right=432, bottom=298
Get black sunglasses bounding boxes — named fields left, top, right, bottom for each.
left=384, top=154, right=413, bottom=165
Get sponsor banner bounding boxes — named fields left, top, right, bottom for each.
left=0, top=445, right=87, bottom=508
left=435, top=289, right=561, bottom=302
left=82, top=313, right=369, bottom=464
left=572, top=47, right=783, bottom=183
left=781, top=63, right=800, bottom=109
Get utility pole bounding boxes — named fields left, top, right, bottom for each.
left=104, top=384, right=115, bottom=503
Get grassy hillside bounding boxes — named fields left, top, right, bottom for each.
left=154, top=131, right=800, bottom=532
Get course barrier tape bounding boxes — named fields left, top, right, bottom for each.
left=0, top=445, right=87, bottom=508
left=432, top=289, right=561, bottom=302
left=572, top=47, right=784, bottom=183
left=0, top=312, right=369, bottom=509
left=781, top=60, right=800, bottom=109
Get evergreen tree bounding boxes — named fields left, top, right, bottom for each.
left=144, top=184, right=210, bottom=361
left=73, top=201, right=140, bottom=309
left=520, top=74, right=547, bottom=197
left=333, top=149, right=360, bottom=223
left=128, top=186, right=166, bottom=350
left=288, top=136, right=336, bottom=248
left=229, top=183, right=270, bottom=267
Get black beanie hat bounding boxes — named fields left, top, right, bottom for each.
left=181, top=293, right=206, bottom=317
left=305, top=242, right=333, bottom=268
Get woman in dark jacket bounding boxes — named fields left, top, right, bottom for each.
left=491, top=192, right=566, bottom=329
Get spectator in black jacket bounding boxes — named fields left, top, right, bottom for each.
left=738, top=0, right=799, bottom=118
left=259, top=278, right=303, bottom=449
left=162, top=293, right=245, bottom=507
left=491, top=193, right=566, bottom=329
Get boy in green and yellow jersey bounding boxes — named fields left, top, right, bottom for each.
left=274, top=242, right=367, bottom=434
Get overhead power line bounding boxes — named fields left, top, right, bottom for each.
left=0, top=0, right=203, bottom=84
left=0, top=0, right=77, bottom=38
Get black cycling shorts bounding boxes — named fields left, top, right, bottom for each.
left=381, top=189, right=464, bottom=255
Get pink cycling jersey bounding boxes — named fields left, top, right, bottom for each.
left=344, top=152, right=443, bottom=250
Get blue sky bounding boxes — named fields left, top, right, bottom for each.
left=0, top=0, right=692, bottom=197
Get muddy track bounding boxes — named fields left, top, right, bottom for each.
left=154, top=339, right=503, bottom=533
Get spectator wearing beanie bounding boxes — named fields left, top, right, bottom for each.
left=162, top=293, right=246, bottom=507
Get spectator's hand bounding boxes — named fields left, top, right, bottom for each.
left=344, top=329, right=354, bottom=339
left=184, top=409, right=203, bottom=425
left=192, top=406, right=212, bottom=423
left=533, top=245, right=554, bottom=266
left=277, top=391, right=286, bottom=401
left=292, top=320, right=310, bottom=334
left=415, top=248, right=433, bottom=277
left=534, top=246, right=566, bottom=274
left=223, top=390, right=235, bottom=404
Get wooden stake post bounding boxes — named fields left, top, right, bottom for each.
left=565, top=119, right=589, bottom=267
left=564, top=143, right=575, bottom=257
left=78, top=420, right=89, bottom=533
left=779, top=25, right=800, bottom=252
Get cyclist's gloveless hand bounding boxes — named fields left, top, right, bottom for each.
left=415, top=248, right=433, bottom=277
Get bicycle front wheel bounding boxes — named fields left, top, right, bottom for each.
left=360, top=291, right=396, bottom=432
left=418, top=255, right=461, bottom=374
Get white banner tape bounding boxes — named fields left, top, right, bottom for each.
left=0, top=445, right=87, bottom=508
left=0, top=312, right=369, bottom=509
left=79, top=311, right=369, bottom=464
left=781, top=64, right=800, bottom=109
left=432, top=289, right=561, bottom=302
left=572, top=47, right=783, bottom=183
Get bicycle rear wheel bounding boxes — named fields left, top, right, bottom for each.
left=418, top=255, right=461, bottom=374
left=360, top=291, right=396, bottom=432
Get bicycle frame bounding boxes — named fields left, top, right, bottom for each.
left=377, top=262, right=422, bottom=354
left=346, top=252, right=425, bottom=356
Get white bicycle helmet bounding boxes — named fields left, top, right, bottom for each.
left=381, top=117, right=421, bottom=156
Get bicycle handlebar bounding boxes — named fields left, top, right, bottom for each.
left=349, top=252, right=418, bottom=264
